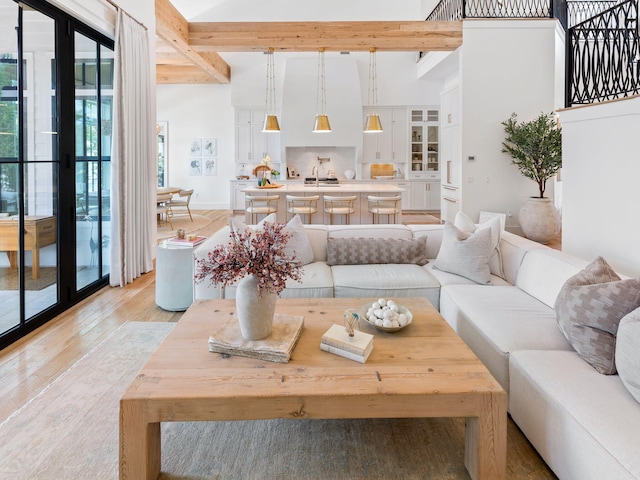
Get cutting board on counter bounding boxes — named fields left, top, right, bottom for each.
left=370, top=163, right=395, bottom=178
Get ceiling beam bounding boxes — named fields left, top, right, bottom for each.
left=188, top=21, right=462, bottom=52
left=155, top=0, right=230, bottom=84
left=156, top=65, right=219, bottom=84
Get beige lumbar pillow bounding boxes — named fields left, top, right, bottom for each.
left=555, top=256, right=640, bottom=374
left=433, top=222, right=492, bottom=284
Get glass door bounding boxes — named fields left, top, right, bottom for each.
left=0, top=0, right=113, bottom=349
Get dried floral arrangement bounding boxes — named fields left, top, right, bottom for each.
left=194, top=222, right=302, bottom=296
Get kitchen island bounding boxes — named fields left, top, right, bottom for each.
left=241, top=182, right=406, bottom=224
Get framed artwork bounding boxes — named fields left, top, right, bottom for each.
left=203, top=157, right=217, bottom=176
left=189, top=138, right=202, bottom=156
left=203, top=138, right=217, bottom=157
left=188, top=137, right=217, bottom=176
left=189, top=158, right=202, bottom=176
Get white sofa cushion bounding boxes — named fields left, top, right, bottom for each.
left=283, top=214, right=315, bottom=265
left=516, top=249, right=588, bottom=308
left=433, top=222, right=493, bottom=284
left=327, top=224, right=413, bottom=240
left=224, top=261, right=334, bottom=299
left=439, top=284, right=573, bottom=392
left=510, top=350, right=640, bottom=480
left=331, top=264, right=440, bottom=308
left=616, top=307, right=640, bottom=403
left=408, top=225, right=443, bottom=260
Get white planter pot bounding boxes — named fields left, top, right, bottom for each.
left=235, top=274, right=277, bottom=340
left=519, top=197, right=560, bottom=244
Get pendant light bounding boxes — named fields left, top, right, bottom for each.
left=364, top=47, right=383, bottom=133
left=313, top=48, right=332, bottom=133
left=262, top=47, right=280, bottom=132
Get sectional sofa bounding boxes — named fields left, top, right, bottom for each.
left=194, top=217, right=640, bottom=480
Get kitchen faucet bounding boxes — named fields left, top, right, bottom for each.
left=312, top=166, right=319, bottom=186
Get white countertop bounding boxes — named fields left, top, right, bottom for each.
left=242, top=183, right=406, bottom=194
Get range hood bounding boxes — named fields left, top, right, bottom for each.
left=281, top=56, right=363, bottom=148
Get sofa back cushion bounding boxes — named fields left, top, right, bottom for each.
left=499, top=231, right=547, bottom=286
left=326, top=237, right=429, bottom=266
left=408, top=225, right=443, bottom=259
left=327, top=224, right=413, bottom=240
left=616, top=307, right=640, bottom=403
left=304, top=225, right=329, bottom=262
left=516, top=250, right=588, bottom=308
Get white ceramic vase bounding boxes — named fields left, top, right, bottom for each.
left=235, top=274, right=277, bottom=340
left=519, top=197, right=560, bottom=244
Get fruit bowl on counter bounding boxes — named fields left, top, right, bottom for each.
left=359, top=298, right=413, bottom=333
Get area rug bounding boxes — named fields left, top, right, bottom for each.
left=157, top=213, right=213, bottom=241
left=402, top=213, right=442, bottom=225
left=0, top=267, right=57, bottom=291
left=0, top=322, right=555, bottom=479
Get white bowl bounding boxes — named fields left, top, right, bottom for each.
left=344, top=169, right=355, bottom=179
left=359, top=302, right=413, bottom=333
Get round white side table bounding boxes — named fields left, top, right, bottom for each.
left=155, top=243, right=194, bottom=311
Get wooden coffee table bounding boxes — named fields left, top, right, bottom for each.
left=119, top=297, right=506, bottom=479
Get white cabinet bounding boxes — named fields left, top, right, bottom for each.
left=396, top=181, right=411, bottom=210
left=406, top=180, right=440, bottom=211
left=440, top=126, right=461, bottom=187
left=409, top=107, right=439, bottom=177
left=362, top=107, right=407, bottom=167
left=231, top=181, right=251, bottom=212
left=235, top=108, right=280, bottom=164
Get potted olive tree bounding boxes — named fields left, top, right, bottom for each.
left=502, top=112, right=562, bottom=244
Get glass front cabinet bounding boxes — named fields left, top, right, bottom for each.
left=409, top=108, right=439, bottom=177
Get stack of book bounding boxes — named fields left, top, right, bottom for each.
left=166, top=235, right=207, bottom=247
left=320, top=324, right=374, bottom=363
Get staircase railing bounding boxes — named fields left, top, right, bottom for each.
left=566, top=0, right=639, bottom=106
left=427, top=0, right=621, bottom=27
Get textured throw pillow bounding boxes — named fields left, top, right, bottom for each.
left=554, top=256, right=640, bottom=375
left=432, top=222, right=492, bottom=284
left=454, top=211, right=504, bottom=279
left=326, top=237, right=428, bottom=266
left=616, top=308, right=640, bottom=404
left=282, top=214, right=315, bottom=265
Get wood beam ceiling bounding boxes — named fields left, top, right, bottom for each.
left=188, top=21, right=462, bottom=52
left=155, top=0, right=231, bottom=84
left=155, top=0, right=462, bottom=84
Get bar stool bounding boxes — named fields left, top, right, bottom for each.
left=245, top=195, right=279, bottom=224
left=286, top=195, right=319, bottom=224
left=367, top=195, right=402, bottom=224
left=323, top=195, right=357, bottom=225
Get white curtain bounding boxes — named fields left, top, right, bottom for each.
left=110, top=9, right=155, bottom=287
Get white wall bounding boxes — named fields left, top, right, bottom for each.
left=156, top=84, right=235, bottom=209
left=559, top=97, right=640, bottom=277
left=459, top=19, right=564, bottom=230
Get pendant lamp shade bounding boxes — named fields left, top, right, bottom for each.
left=313, top=48, right=331, bottom=133
left=364, top=47, right=383, bottom=133
left=262, top=48, right=280, bottom=132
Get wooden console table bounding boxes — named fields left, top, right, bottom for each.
left=0, top=215, right=57, bottom=279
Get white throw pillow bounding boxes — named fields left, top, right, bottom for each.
left=433, top=222, right=492, bottom=284
left=616, top=307, right=640, bottom=403
left=228, top=213, right=276, bottom=235
left=282, top=214, right=315, bottom=265
left=454, top=211, right=504, bottom=279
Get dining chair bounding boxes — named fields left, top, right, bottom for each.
left=156, top=193, right=173, bottom=229
left=169, top=189, right=194, bottom=221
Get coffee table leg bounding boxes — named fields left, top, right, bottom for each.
left=119, top=400, right=161, bottom=480
left=464, top=393, right=507, bottom=480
